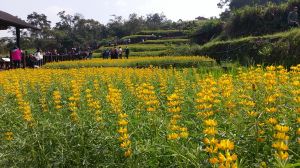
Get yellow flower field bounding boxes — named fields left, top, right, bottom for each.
left=43, top=56, right=215, bottom=69
left=0, top=63, right=299, bottom=167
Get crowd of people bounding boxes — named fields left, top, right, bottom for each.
left=4, top=45, right=130, bottom=69
left=44, top=47, right=93, bottom=59
left=102, top=46, right=130, bottom=59
left=8, top=46, right=44, bottom=69
left=5, top=47, right=95, bottom=69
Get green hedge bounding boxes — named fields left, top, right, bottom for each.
left=193, top=28, right=300, bottom=67
left=137, top=30, right=188, bottom=37
left=190, top=19, right=224, bottom=44
left=143, top=39, right=189, bottom=44
left=121, top=35, right=157, bottom=43
left=129, top=50, right=174, bottom=57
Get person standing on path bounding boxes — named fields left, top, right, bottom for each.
left=125, top=46, right=130, bottom=59
left=288, top=6, right=299, bottom=27
left=118, top=47, right=123, bottom=59
left=33, top=48, right=44, bottom=67
left=10, top=46, right=22, bottom=68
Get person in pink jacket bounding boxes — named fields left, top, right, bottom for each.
left=10, top=46, right=22, bottom=68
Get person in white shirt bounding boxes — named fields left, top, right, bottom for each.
left=34, top=48, right=43, bottom=67
left=118, top=47, right=123, bottom=59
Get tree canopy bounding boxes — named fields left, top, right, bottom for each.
left=218, top=0, right=287, bottom=9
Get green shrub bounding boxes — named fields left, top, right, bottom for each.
left=121, top=35, right=157, bottom=43
left=225, top=0, right=300, bottom=37
left=143, top=39, right=189, bottom=44
left=193, top=28, right=300, bottom=67
left=137, top=30, right=188, bottom=37
left=129, top=50, right=170, bottom=57
left=190, top=19, right=224, bottom=44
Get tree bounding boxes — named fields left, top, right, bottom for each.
left=27, top=12, right=51, bottom=39
left=145, top=13, right=167, bottom=30
left=218, top=0, right=287, bottom=10
left=107, top=15, right=126, bottom=38
left=123, top=13, right=145, bottom=35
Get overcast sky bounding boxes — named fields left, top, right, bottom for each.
left=0, top=0, right=223, bottom=37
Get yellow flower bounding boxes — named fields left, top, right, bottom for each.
left=119, top=133, right=129, bottom=141
left=4, top=132, right=13, bottom=141
left=119, top=113, right=128, bottom=119
left=124, top=149, right=132, bottom=157
left=247, top=111, right=258, bottom=117
left=167, top=94, right=180, bottom=101
left=273, top=132, right=289, bottom=140
left=147, top=107, right=156, bottom=112
left=168, top=107, right=181, bottom=113
left=172, top=115, right=182, bottom=120
left=266, top=66, right=276, bottom=71
left=118, top=127, right=128, bottom=134
left=266, top=107, right=277, bottom=113
left=225, top=152, right=238, bottom=162
left=276, top=151, right=289, bottom=160
left=70, top=112, right=79, bottom=122
left=167, top=133, right=179, bottom=140
left=118, top=119, right=128, bottom=126
left=203, top=137, right=219, bottom=145
left=204, top=119, right=218, bottom=127
left=267, top=118, right=278, bottom=125
left=55, top=105, right=62, bottom=109
left=217, top=139, right=235, bottom=151
left=209, top=157, right=219, bottom=164
left=179, top=131, right=189, bottom=138
left=275, top=125, right=289, bottom=133
left=218, top=152, right=226, bottom=163
left=120, top=140, right=131, bottom=148
left=272, top=141, right=288, bottom=151
left=96, top=116, right=103, bottom=122
left=203, top=127, right=218, bottom=135
left=204, top=146, right=218, bottom=154
left=260, top=162, right=267, bottom=168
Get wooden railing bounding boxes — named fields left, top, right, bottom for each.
left=0, top=53, right=88, bottom=70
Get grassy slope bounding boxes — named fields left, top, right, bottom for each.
left=193, top=28, right=300, bottom=66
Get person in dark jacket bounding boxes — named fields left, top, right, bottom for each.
left=125, top=46, right=130, bottom=59
left=288, top=6, right=299, bottom=27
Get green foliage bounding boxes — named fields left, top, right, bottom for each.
left=192, top=28, right=300, bottom=67
left=190, top=19, right=224, bottom=44
left=137, top=30, right=188, bottom=37
left=218, top=0, right=287, bottom=10
left=224, top=0, right=300, bottom=37
left=143, top=39, right=189, bottom=45
left=121, top=35, right=157, bottom=43
left=129, top=50, right=170, bottom=57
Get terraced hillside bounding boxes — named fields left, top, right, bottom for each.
left=95, top=30, right=190, bottom=57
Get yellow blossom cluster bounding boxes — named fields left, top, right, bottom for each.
left=53, top=90, right=62, bottom=110
left=107, top=85, right=132, bottom=157
left=68, top=80, right=81, bottom=123
left=136, top=83, right=160, bottom=113
left=272, top=124, right=289, bottom=160
left=167, top=93, right=188, bottom=140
